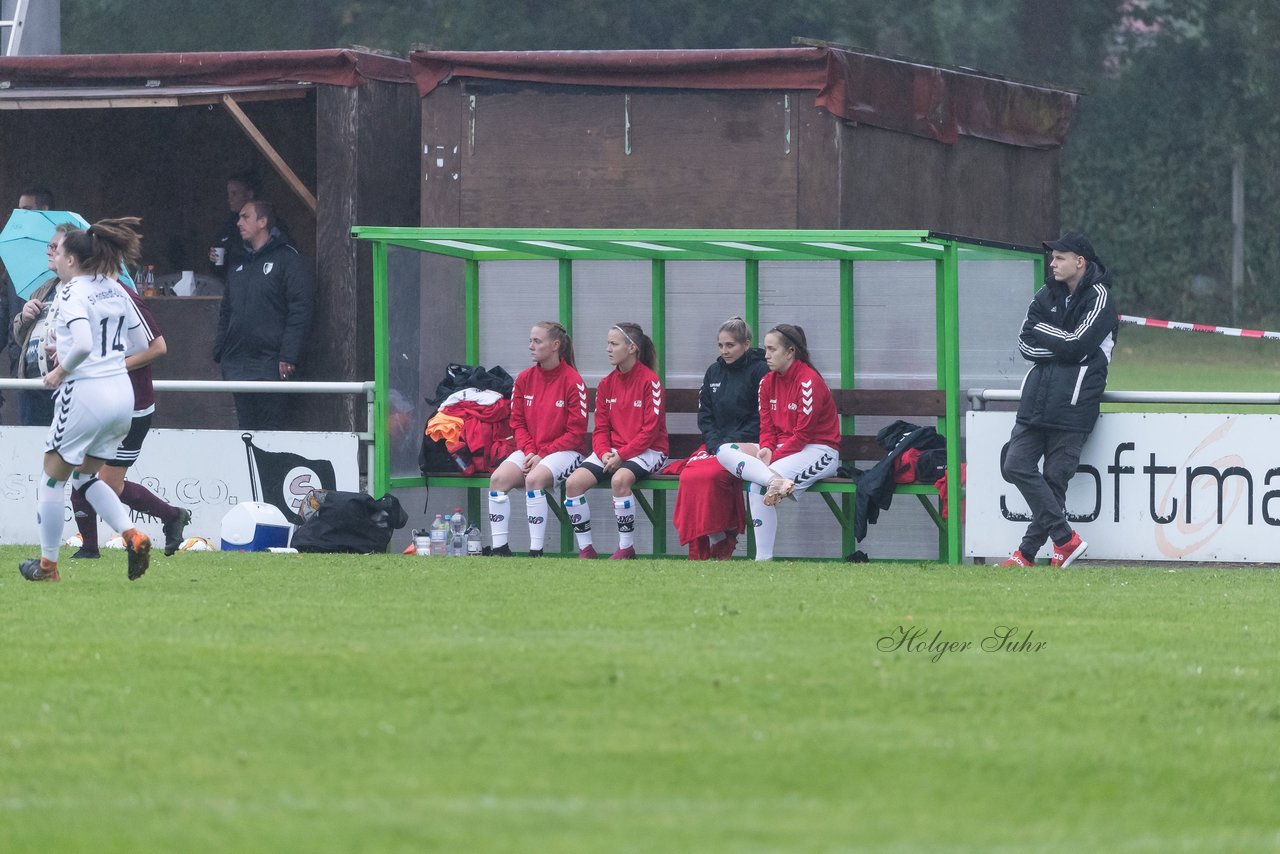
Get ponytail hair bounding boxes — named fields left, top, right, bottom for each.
left=61, top=217, right=143, bottom=278
left=613, top=322, right=656, bottom=370
left=718, top=315, right=752, bottom=345
left=535, top=320, right=575, bottom=367
left=769, top=323, right=812, bottom=366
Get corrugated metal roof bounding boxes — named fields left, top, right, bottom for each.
left=409, top=47, right=1078, bottom=149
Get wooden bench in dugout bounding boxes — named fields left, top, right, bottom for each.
left=421, top=387, right=950, bottom=559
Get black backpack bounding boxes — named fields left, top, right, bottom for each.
left=291, top=490, right=409, bottom=554
left=427, top=363, right=515, bottom=405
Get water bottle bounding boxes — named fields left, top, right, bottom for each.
left=429, top=514, right=448, bottom=556
left=449, top=508, right=466, bottom=557
left=466, top=525, right=482, bottom=557
left=413, top=528, right=430, bottom=556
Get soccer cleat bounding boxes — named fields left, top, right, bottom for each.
left=72, top=547, right=101, bottom=560
left=577, top=545, right=598, bottom=560
left=162, top=507, right=193, bottom=556
left=999, top=550, right=1034, bottom=567
left=490, top=544, right=514, bottom=557
left=528, top=549, right=544, bottom=558
left=709, top=536, right=737, bottom=561
left=1050, top=531, right=1088, bottom=569
left=19, top=557, right=60, bottom=582
left=609, top=546, right=637, bottom=560
left=762, top=475, right=795, bottom=507
left=123, top=528, right=152, bottom=580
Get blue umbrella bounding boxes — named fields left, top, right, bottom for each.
left=0, top=209, right=136, bottom=299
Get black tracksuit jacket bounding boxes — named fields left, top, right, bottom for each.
left=213, top=231, right=314, bottom=380
left=1015, top=261, right=1117, bottom=433
left=697, top=347, right=768, bottom=454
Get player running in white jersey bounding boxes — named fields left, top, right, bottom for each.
left=20, top=217, right=155, bottom=583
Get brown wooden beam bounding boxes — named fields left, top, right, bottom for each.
left=221, top=93, right=317, bottom=216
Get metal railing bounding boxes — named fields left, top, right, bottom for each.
left=968, top=388, right=1280, bottom=408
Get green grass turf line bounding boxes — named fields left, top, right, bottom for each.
left=2, top=546, right=1278, bottom=852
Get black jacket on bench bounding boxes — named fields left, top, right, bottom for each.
left=698, top=347, right=768, bottom=454
left=854, top=425, right=946, bottom=542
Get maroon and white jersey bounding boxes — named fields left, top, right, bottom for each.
left=758, top=360, right=840, bottom=460
left=510, top=360, right=589, bottom=456
left=592, top=362, right=668, bottom=460
left=122, top=285, right=161, bottom=414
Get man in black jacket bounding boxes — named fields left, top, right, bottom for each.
left=212, top=200, right=314, bottom=430
left=1000, top=232, right=1117, bottom=568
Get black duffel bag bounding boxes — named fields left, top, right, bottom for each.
left=292, top=489, right=409, bottom=554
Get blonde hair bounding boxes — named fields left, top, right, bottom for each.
left=718, top=316, right=752, bottom=345
left=535, top=320, right=575, bottom=367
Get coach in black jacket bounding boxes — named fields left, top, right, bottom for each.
left=213, top=200, right=314, bottom=430
left=999, top=232, right=1116, bottom=569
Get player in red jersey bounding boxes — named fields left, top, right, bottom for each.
left=562, top=322, right=668, bottom=560
left=487, top=321, right=588, bottom=557
left=714, top=324, right=840, bottom=560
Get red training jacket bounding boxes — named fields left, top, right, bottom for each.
left=592, top=362, right=669, bottom=460
left=510, top=360, right=589, bottom=456
left=758, top=360, right=840, bottom=460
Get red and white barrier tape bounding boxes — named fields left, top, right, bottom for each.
left=1119, top=314, right=1280, bottom=342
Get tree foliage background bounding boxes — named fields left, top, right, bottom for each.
left=62, top=0, right=1280, bottom=324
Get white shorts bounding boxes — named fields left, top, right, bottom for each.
left=44, top=374, right=134, bottom=466
left=503, top=449, right=583, bottom=485
left=770, top=444, right=840, bottom=494
left=579, top=448, right=668, bottom=482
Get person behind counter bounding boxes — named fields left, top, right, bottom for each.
left=207, top=169, right=290, bottom=279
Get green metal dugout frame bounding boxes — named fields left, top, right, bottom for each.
left=352, top=227, right=1043, bottom=563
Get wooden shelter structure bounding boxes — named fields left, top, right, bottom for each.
left=405, top=47, right=1079, bottom=404
left=409, top=46, right=1077, bottom=236
left=0, top=49, right=419, bottom=429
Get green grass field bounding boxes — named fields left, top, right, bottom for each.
left=4, top=324, right=1280, bottom=852
left=3, top=550, right=1278, bottom=852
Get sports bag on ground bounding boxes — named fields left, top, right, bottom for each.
left=291, top=490, right=409, bottom=554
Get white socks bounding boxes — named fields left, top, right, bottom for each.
left=526, top=489, right=549, bottom=550
left=565, top=494, right=592, bottom=550
left=613, top=496, right=636, bottom=549
left=491, top=489, right=552, bottom=551
left=716, top=444, right=775, bottom=487
left=37, top=474, right=67, bottom=563
left=85, top=477, right=132, bottom=533
left=748, top=490, right=777, bottom=561
left=488, top=490, right=510, bottom=547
